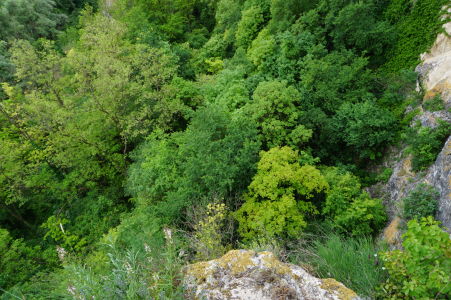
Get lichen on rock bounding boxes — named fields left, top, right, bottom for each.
left=184, top=250, right=361, bottom=300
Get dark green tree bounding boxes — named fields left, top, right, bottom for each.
left=331, top=100, right=397, bottom=160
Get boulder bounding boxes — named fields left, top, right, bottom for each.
left=184, top=250, right=361, bottom=300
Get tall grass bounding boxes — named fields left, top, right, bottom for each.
left=290, top=231, right=387, bottom=298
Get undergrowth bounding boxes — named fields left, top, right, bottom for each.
left=289, top=226, right=387, bottom=298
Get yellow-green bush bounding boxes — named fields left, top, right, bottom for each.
left=235, top=146, right=328, bottom=240
left=192, top=202, right=230, bottom=261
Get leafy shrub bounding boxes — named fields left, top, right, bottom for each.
left=407, top=120, right=451, bottom=171
left=300, top=50, right=372, bottom=115
left=192, top=202, right=230, bottom=261
left=380, top=217, right=451, bottom=299
left=41, top=216, right=87, bottom=253
left=235, top=146, right=328, bottom=241
left=423, top=94, right=445, bottom=112
left=331, top=100, right=397, bottom=160
left=0, top=228, right=57, bottom=291
left=362, top=167, right=394, bottom=186
left=334, top=194, right=387, bottom=237
left=403, top=183, right=439, bottom=221
left=377, top=70, right=418, bottom=120
left=322, top=168, right=387, bottom=237
left=330, top=1, right=395, bottom=63
left=235, top=6, right=266, bottom=49
left=244, top=80, right=312, bottom=149
left=322, top=167, right=362, bottom=217
left=291, top=232, right=386, bottom=298
left=127, top=105, right=261, bottom=222
left=247, top=27, right=276, bottom=68
left=376, top=167, right=393, bottom=183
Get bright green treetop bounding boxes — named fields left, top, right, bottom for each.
left=235, top=146, right=328, bottom=240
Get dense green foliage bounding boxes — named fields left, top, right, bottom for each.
left=322, top=168, right=387, bottom=236
left=244, top=80, right=312, bottom=149
left=0, top=0, right=449, bottom=298
left=423, top=94, right=446, bottom=112
left=331, top=101, right=397, bottom=160
left=380, top=217, right=451, bottom=299
left=0, top=228, right=57, bottom=291
left=406, top=120, right=451, bottom=171
left=403, top=183, right=439, bottom=221
left=235, top=146, right=328, bottom=240
left=0, top=0, right=65, bottom=41
left=383, top=0, right=449, bottom=71
left=127, top=105, right=260, bottom=222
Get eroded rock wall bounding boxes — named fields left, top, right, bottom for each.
left=374, top=7, right=451, bottom=236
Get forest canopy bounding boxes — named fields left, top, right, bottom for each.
left=0, top=0, right=450, bottom=299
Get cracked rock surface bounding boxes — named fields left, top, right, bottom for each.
left=184, top=250, right=361, bottom=300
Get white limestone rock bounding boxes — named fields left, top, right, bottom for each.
left=184, top=250, right=361, bottom=300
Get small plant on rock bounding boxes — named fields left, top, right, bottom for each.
left=192, top=202, right=230, bottom=261
left=402, top=183, right=439, bottom=221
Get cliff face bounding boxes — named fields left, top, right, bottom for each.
left=184, top=250, right=360, bottom=300
left=381, top=136, right=450, bottom=231
left=373, top=7, right=451, bottom=236
left=426, top=137, right=451, bottom=229
left=417, top=18, right=451, bottom=105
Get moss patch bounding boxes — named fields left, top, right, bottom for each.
left=185, top=261, right=212, bottom=284
left=260, top=251, right=293, bottom=276
left=217, top=250, right=257, bottom=275
left=321, top=278, right=359, bottom=300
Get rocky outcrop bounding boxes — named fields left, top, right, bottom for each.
left=426, top=137, right=451, bottom=230
left=381, top=137, right=451, bottom=231
left=416, top=5, right=451, bottom=107
left=184, top=250, right=360, bottom=300
left=374, top=8, right=451, bottom=238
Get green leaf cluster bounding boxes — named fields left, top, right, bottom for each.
left=403, top=183, right=439, bottom=221
left=331, top=100, right=397, bottom=160
left=127, top=105, right=260, bottom=222
left=0, top=228, right=57, bottom=291
left=322, top=168, right=387, bottom=236
left=243, top=80, right=312, bottom=149
left=406, top=120, right=451, bottom=171
left=380, top=217, right=451, bottom=298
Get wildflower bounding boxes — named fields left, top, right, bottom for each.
left=57, top=246, right=67, bottom=261
left=67, top=285, right=77, bottom=296
left=124, top=262, right=133, bottom=274
left=179, top=249, right=185, bottom=258
left=163, top=227, right=173, bottom=244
